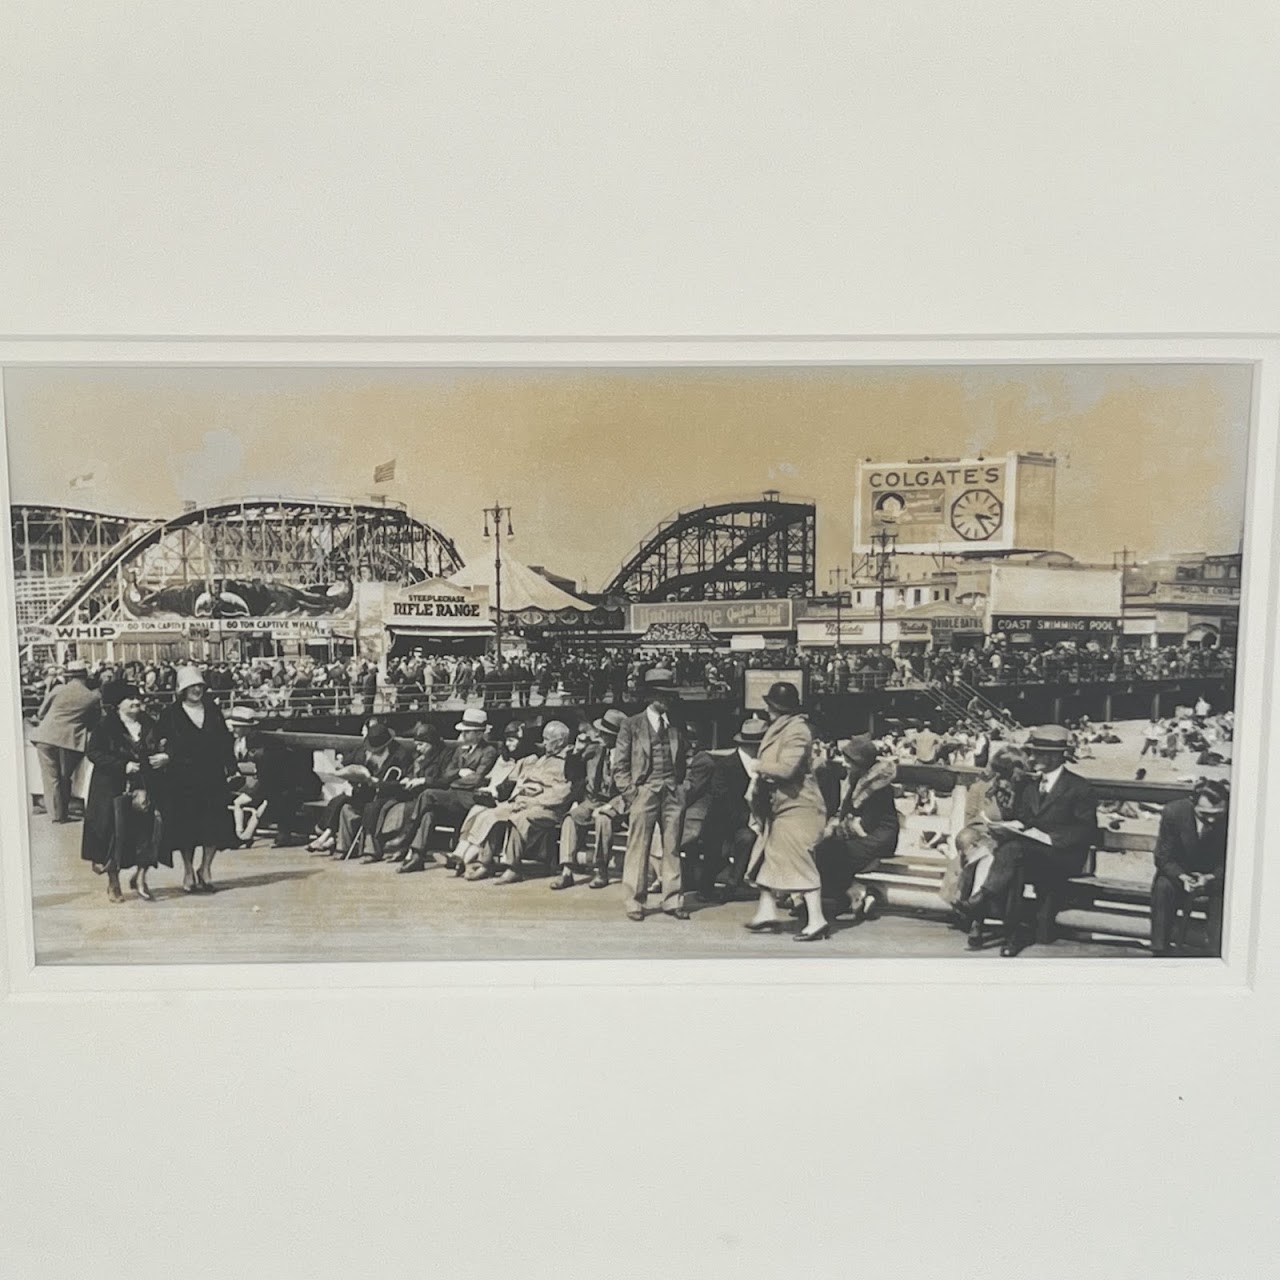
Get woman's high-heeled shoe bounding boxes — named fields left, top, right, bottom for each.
left=137, top=880, right=154, bottom=902
left=794, top=924, right=832, bottom=943
left=743, top=919, right=783, bottom=934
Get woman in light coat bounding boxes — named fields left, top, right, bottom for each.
left=743, top=681, right=831, bottom=941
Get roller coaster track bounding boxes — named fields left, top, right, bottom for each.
left=37, top=498, right=463, bottom=626
left=605, top=497, right=815, bottom=601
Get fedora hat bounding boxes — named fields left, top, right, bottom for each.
left=762, top=680, right=802, bottom=714
left=1025, top=724, right=1070, bottom=754
left=227, top=705, right=259, bottom=726
left=733, top=715, right=768, bottom=746
left=643, top=667, right=678, bottom=691
left=593, top=708, right=628, bottom=738
left=366, top=723, right=394, bottom=749
left=838, top=735, right=878, bottom=770
left=175, top=665, right=206, bottom=694
left=454, top=708, right=489, bottom=732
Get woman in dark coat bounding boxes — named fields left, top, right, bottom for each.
left=158, top=665, right=237, bottom=893
left=81, top=682, right=170, bottom=902
left=811, top=736, right=900, bottom=925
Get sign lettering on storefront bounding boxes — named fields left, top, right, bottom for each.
left=629, top=599, right=794, bottom=634
left=1149, top=582, right=1241, bottom=604
left=386, top=580, right=492, bottom=631
left=992, top=615, right=1122, bottom=634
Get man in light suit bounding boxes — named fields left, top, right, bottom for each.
left=30, top=660, right=101, bottom=823
left=613, top=668, right=690, bottom=921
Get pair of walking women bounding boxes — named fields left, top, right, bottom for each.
left=81, top=666, right=236, bottom=902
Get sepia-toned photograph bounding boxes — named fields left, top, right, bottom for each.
left=4, top=362, right=1251, bottom=964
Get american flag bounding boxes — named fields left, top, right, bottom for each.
left=373, top=460, right=396, bottom=484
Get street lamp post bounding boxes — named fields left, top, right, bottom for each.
left=828, top=566, right=850, bottom=653
left=482, top=502, right=514, bottom=665
left=871, top=527, right=897, bottom=648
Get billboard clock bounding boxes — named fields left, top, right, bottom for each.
left=950, top=488, right=1004, bottom=541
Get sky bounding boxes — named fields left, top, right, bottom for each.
left=2, top=363, right=1253, bottom=589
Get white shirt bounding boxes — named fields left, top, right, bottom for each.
left=1039, top=764, right=1065, bottom=795
left=737, top=748, right=758, bottom=776
left=646, top=706, right=669, bottom=735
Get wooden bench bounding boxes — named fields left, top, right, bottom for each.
left=853, top=806, right=1216, bottom=949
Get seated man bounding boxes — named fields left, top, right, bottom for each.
left=549, top=709, right=628, bottom=891
left=431, top=722, right=527, bottom=874
left=336, top=724, right=416, bottom=857
left=362, top=721, right=449, bottom=862
left=306, top=720, right=411, bottom=854
left=953, top=724, right=1098, bottom=957
left=679, top=716, right=762, bottom=903
left=1150, top=778, right=1229, bottom=957
left=456, top=721, right=575, bottom=882
left=396, top=708, right=499, bottom=861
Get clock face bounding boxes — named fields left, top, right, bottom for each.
left=950, top=488, right=1004, bottom=541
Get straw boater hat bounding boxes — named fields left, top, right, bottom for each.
left=175, top=665, right=206, bottom=694
left=455, top=707, right=489, bottom=733
left=593, top=708, right=628, bottom=738
left=1024, top=724, right=1070, bottom=756
left=227, top=705, right=259, bottom=727
left=733, top=715, right=768, bottom=746
left=65, top=659, right=89, bottom=676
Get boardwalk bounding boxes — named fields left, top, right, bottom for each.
left=28, top=811, right=1130, bottom=966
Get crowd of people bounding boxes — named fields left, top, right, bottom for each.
left=19, top=638, right=1239, bottom=731
left=28, top=652, right=1229, bottom=955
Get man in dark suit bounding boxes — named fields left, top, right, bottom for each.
left=613, top=668, right=690, bottom=921
left=680, top=716, right=762, bottom=902
left=338, top=722, right=416, bottom=858
left=30, top=659, right=101, bottom=823
left=955, top=724, right=1098, bottom=956
left=550, top=709, right=628, bottom=891
left=403, top=707, right=501, bottom=861
left=1150, top=779, right=1229, bottom=956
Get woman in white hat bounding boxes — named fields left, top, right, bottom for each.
left=156, top=665, right=237, bottom=892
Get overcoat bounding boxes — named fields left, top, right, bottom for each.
left=81, top=711, right=170, bottom=869
left=746, top=714, right=826, bottom=893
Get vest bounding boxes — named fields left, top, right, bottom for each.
left=649, top=717, right=675, bottom=786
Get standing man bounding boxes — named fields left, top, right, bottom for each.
left=30, top=659, right=101, bottom=823
left=1150, top=779, right=1229, bottom=956
left=954, top=724, right=1098, bottom=956
left=612, top=668, right=690, bottom=922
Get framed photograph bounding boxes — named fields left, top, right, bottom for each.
left=0, top=349, right=1270, bottom=979
left=3, top=6, right=1278, bottom=1280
